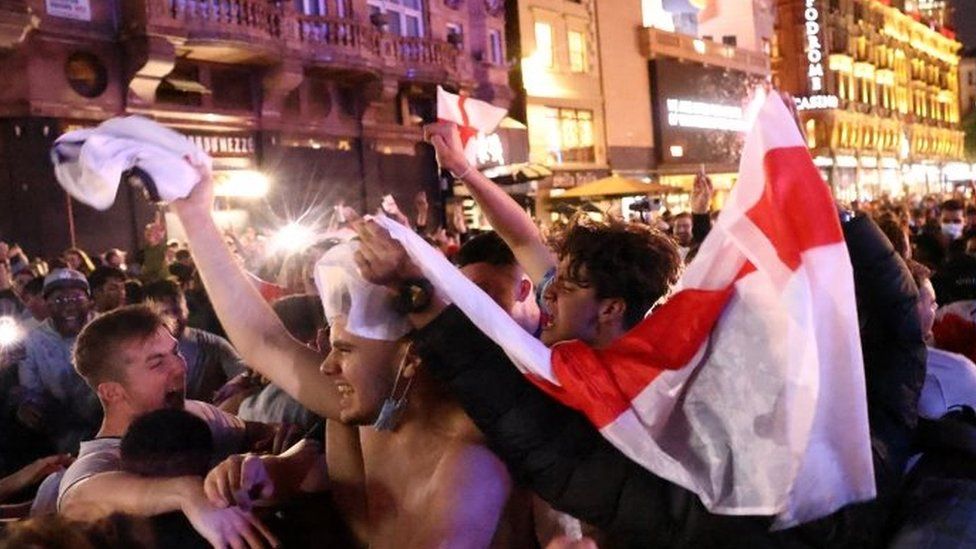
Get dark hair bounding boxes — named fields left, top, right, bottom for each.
left=272, top=294, right=326, bottom=344
left=906, top=259, right=932, bottom=290
left=125, top=279, right=145, bottom=304
left=175, top=249, right=192, bottom=262
left=455, top=231, right=516, bottom=268
left=672, top=212, right=692, bottom=222
left=143, top=279, right=184, bottom=303
left=875, top=212, right=909, bottom=259
left=88, top=266, right=126, bottom=292
left=22, top=276, right=44, bottom=297
left=121, top=409, right=213, bottom=478
left=551, top=215, right=681, bottom=329
left=942, top=199, right=964, bottom=212
left=74, top=305, right=170, bottom=387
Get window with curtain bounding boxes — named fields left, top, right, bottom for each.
left=534, top=21, right=553, bottom=67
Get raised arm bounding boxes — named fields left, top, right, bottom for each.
left=170, top=163, right=340, bottom=420
left=424, top=122, right=555, bottom=283
left=61, top=473, right=277, bottom=548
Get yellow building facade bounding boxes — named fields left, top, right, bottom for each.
left=774, top=0, right=966, bottom=199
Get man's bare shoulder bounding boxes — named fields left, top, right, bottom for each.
left=432, top=440, right=510, bottom=497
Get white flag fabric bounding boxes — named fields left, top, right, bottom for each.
left=436, top=86, right=508, bottom=166
left=376, top=91, right=875, bottom=528
left=51, top=116, right=210, bottom=210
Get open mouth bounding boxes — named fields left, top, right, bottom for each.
left=164, top=387, right=185, bottom=408
left=335, top=382, right=354, bottom=402
left=541, top=312, right=555, bottom=330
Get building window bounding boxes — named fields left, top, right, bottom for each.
left=568, top=30, right=587, bottom=73
left=301, top=0, right=348, bottom=16
left=488, top=29, right=504, bottom=65
left=446, top=22, right=463, bottom=48
left=528, top=106, right=595, bottom=164
left=368, top=0, right=424, bottom=37
left=806, top=119, right=816, bottom=149
left=722, top=35, right=737, bottom=47
left=535, top=22, right=553, bottom=67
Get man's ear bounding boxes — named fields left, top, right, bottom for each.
left=597, top=297, right=626, bottom=327
left=515, top=277, right=533, bottom=303
left=400, top=342, right=422, bottom=379
left=96, top=381, right=125, bottom=404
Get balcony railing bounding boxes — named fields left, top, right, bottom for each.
left=640, top=26, right=770, bottom=76
left=150, top=0, right=283, bottom=40
left=290, top=14, right=458, bottom=74
left=143, top=2, right=458, bottom=76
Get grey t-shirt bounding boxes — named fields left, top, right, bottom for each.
left=57, top=400, right=245, bottom=510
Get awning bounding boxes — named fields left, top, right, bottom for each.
left=481, top=163, right=553, bottom=185
left=556, top=175, right=685, bottom=199
left=162, top=77, right=212, bottom=94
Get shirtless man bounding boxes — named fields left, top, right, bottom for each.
left=173, top=164, right=522, bottom=548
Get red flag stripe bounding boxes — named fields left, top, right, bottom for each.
left=538, top=265, right=754, bottom=427
left=744, top=147, right=844, bottom=271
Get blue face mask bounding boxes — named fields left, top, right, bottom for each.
left=942, top=222, right=963, bottom=240
left=372, top=357, right=415, bottom=432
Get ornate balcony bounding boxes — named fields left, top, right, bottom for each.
left=145, top=0, right=286, bottom=64
left=289, top=14, right=459, bottom=80
left=137, top=1, right=460, bottom=79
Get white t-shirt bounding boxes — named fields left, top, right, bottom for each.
left=57, top=400, right=246, bottom=510
left=919, top=347, right=976, bottom=419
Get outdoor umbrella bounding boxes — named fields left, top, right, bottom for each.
left=557, top=175, right=684, bottom=199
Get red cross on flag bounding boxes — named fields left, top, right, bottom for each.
left=378, top=90, right=875, bottom=529
left=436, top=86, right=508, bottom=167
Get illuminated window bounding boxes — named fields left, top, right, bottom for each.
left=806, top=119, right=817, bottom=149
left=488, top=30, right=504, bottom=65
left=528, top=106, right=595, bottom=165
left=568, top=30, right=587, bottom=73
left=535, top=22, right=553, bottom=68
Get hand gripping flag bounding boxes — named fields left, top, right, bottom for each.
left=436, top=86, right=508, bottom=166
left=376, top=91, right=875, bottom=528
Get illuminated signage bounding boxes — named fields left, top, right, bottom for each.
left=804, top=0, right=824, bottom=92
left=794, top=94, right=839, bottom=110
left=186, top=134, right=255, bottom=156
left=666, top=98, right=746, bottom=132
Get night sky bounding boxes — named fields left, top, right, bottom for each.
left=954, top=0, right=976, bottom=50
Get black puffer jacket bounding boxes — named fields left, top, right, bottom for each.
left=414, top=215, right=925, bottom=548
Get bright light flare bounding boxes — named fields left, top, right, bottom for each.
left=270, top=222, right=316, bottom=255
left=0, top=317, right=22, bottom=348
left=214, top=170, right=270, bottom=198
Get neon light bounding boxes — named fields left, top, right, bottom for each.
left=666, top=98, right=746, bottom=132
left=794, top=94, right=839, bottom=110
left=805, top=0, right=824, bottom=92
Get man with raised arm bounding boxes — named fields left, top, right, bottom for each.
left=172, top=163, right=532, bottom=548
left=57, top=305, right=278, bottom=549
left=346, top=123, right=926, bottom=547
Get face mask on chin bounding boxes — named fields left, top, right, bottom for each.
left=942, top=223, right=963, bottom=240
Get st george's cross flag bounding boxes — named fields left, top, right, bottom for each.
left=376, top=91, right=875, bottom=528
left=436, top=86, right=508, bottom=166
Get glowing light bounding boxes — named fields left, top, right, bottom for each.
left=666, top=98, right=746, bottom=132
left=794, top=95, right=840, bottom=110
left=0, top=317, right=22, bottom=348
left=804, top=0, right=825, bottom=92
left=269, top=222, right=316, bottom=255
left=693, top=39, right=706, bottom=54
left=670, top=145, right=685, bottom=158
left=214, top=170, right=270, bottom=198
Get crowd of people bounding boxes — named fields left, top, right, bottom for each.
left=0, top=120, right=972, bottom=548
